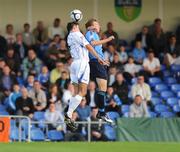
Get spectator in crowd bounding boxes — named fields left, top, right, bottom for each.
left=50, top=60, right=64, bottom=83
left=0, top=65, right=17, bottom=98
left=105, top=86, right=121, bottom=113
left=45, top=103, right=65, bottom=131
left=131, top=75, right=151, bottom=104
left=4, top=24, right=16, bottom=45
left=48, top=34, right=61, bottom=49
left=118, top=45, right=128, bottom=64
left=104, top=44, right=117, bottom=62
left=151, top=21, right=166, bottom=58
left=0, top=33, right=7, bottom=57
left=148, top=18, right=163, bottom=35
left=132, top=41, right=146, bottom=64
left=103, top=22, right=119, bottom=47
left=112, top=72, right=129, bottom=104
left=129, top=95, right=150, bottom=118
left=38, top=65, right=50, bottom=90
left=110, top=53, right=124, bottom=72
left=13, top=33, right=28, bottom=59
left=64, top=112, right=86, bottom=141
left=28, top=80, right=47, bottom=111
left=4, top=48, right=20, bottom=74
left=33, top=21, right=48, bottom=44
left=164, top=35, right=180, bottom=66
left=22, top=23, right=35, bottom=47
left=7, top=83, right=21, bottom=113
left=135, top=25, right=152, bottom=50
left=123, top=56, right=141, bottom=83
left=56, top=70, right=70, bottom=90
left=58, top=39, right=70, bottom=63
left=86, top=81, right=98, bottom=108
left=22, top=49, right=42, bottom=80
left=25, top=74, right=35, bottom=91
left=47, top=84, right=62, bottom=112
left=142, top=50, right=162, bottom=79
left=48, top=18, right=65, bottom=39
left=0, top=58, right=6, bottom=78
left=62, top=83, right=74, bottom=109
left=108, top=66, right=117, bottom=86
left=15, top=87, right=34, bottom=118
left=176, top=25, right=180, bottom=45
left=76, top=98, right=91, bottom=121
left=90, top=107, right=108, bottom=141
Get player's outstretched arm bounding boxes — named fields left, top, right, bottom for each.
left=91, top=36, right=114, bottom=46
left=85, top=44, right=109, bottom=66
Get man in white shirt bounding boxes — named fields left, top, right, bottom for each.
left=143, top=50, right=162, bottom=79
left=48, top=18, right=65, bottom=39
left=65, top=22, right=107, bottom=131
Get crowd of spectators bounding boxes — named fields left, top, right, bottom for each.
left=0, top=17, right=180, bottom=141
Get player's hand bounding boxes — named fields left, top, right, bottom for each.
left=98, top=58, right=110, bottom=66
left=108, top=36, right=115, bottom=40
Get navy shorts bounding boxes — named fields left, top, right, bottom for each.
left=89, top=61, right=108, bottom=80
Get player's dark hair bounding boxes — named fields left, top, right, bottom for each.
left=85, top=18, right=97, bottom=29
left=66, top=21, right=79, bottom=33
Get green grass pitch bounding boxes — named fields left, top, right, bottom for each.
left=0, top=142, right=180, bottom=152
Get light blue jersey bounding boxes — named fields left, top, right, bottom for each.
left=85, top=30, right=104, bottom=60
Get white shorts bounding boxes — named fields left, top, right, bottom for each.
left=70, top=59, right=90, bottom=84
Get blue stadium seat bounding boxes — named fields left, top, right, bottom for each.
left=151, top=97, right=162, bottom=106
left=151, top=91, right=159, bottom=97
left=0, top=104, right=6, bottom=111
left=154, top=104, right=169, bottom=113
left=177, top=91, right=180, bottom=98
left=163, top=70, right=172, bottom=77
left=104, top=124, right=116, bottom=141
left=31, top=129, right=45, bottom=141
left=164, top=77, right=177, bottom=85
left=149, top=77, right=162, bottom=87
left=33, top=111, right=45, bottom=121
left=107, top=112, right=120, bottom=120
left=122, top=112, right=129, bottom=118
left=0, top=111, right=9, bottom=115
left=131, top=77, right=137, bottom=84
left=160, top=91, right=174, bottom=100
left=149, top=111, right=157, bottom=118
left=161, top=64, right=166, bottom=71
left=155, top=84, right=169, bottom=92
left=166, top=98, right=178, bottom=107
left=171, top=84, right=180, bottom=92
left=160, top=112, right=175, bottom=118
left=121, top=105, right=130, bottom=114
left=171, top=64, right=180, bottom=72
left=173, top=105, right=180, bottom=113
left=10, top=128, right=26, bottom=141
left=47, top=130, right=64, bottom=141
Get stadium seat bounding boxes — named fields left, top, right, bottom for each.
left=47, top=130, right=64, bottom=141
left=0, top=111, right=9, bottom=115
left=151, top=97, right=162, bottom=106
left=104, top=124, right=116, bottom=141
left=131, top=77, right=137, bottom=84
left=33, top=111, right=45, bottom=121
left=161, top=64, right=166, bottom=71
left=149, top=77, right=162, bottom=87
left=171, top=84, right=180, bottom=92
left=0, top=104, right=6, bottom=111
left=160, top=112, right=175, bottom=118
left=107, top=112, right=120, bottom=120
left=155, top=84, right=169, bottom=92
left=177, top=91, right=180, bottom=98
left=10, top=128, right=26, bottom=141
left=171, top=64, right=180, bottom=72
left=160, top=91, right=174, bottom=100
left=121, top=105, right=130, bottom=114
left=154, top=104, right=169, bottom=113
left=173, top=105, right=180, bottom=113
left=151, top=91, right=159, bottom=97
left=122, top=112, right=129, bottom=118
left=31, top=129, right=45, bottom=141
left=164, top=77, right=177, bottom=85
left=149, top=111, right=157, bottom=118
left=166, top=98, right=179, bottom=107
left=163, top=70, right=172, bottom=77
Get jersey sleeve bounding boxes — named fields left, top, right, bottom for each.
left=85, top=31, right=94, bottom=43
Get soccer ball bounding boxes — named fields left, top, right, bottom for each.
left=70, top=9, right=83, bottom=22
